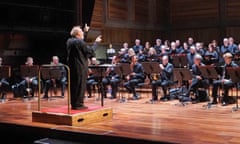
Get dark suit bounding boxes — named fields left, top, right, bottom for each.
left=187, top=53, right=195, bottom=69
left=124, top=62, right=144, bottom=97
left=152, top=63, right=174, bottom=100
left=212, top=61, right=238, bottom=104
left=43, top=63, right=67, bottom=97
left=0, top=78, right=9, bottom=98
left=66, top=37, right=97, bottom=108
left=102, top=67, right=121, bottom=98
left=187, top=63, right=209, bottom=99
left=133, top=45, right=143, bottom=54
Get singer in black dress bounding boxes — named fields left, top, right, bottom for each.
left=66, top=25, right=101, bottom=110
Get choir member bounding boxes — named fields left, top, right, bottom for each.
left=133, top=39, right=143, bottom=54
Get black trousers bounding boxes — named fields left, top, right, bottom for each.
left=152, top=80, right=172, bottom=100
left=70, top=65, right=87, bottom=108
left=102, top=78, right=120, bottom=98
left=188, top=78, right=209, bottom=94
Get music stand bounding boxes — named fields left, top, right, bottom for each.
left=116, top=63, right=131, bottom=103
left=20, top=65, right=39, bottom=100
left=198, top=66, right=219, bottom=109
left=0, top=66, right=11, bottom=78
left=172, top=55, right=188, bottom=68
left=141, top=62, right=161, bottom=74
left=41, top=67, right=62, bottom=80
left=173, top=68, right=192, bottom=106
left=226, top=67, right=240, bottom=112
left=20, top=65, right=39, bottom=78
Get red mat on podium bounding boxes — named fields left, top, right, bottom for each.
left=41, top=105, right=102, bottom=114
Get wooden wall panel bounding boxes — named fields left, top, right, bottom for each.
left=103, top=27, right=163, bottom=45
left=226, top=0, right=240, bottom=19
left=91, top=0, right=103, bottom=29
left=108, top=0, right=128, bottom=20
left=170, top=28, right=220, bottom=44
left=170, top=0, right=219, bottom=23
left=226, top=27, right=240, bottom=42
left=134, top=0, right=149, bottom=22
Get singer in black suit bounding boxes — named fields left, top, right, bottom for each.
left=66, top=25, right=102, bottom=110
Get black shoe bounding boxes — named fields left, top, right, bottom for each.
left=210, top=100, right=218, bottom=105
left=160, top=97, right=168, bottom=102
left=42, top=95, right=48, bottom=99
left=109, top=96, right=116, bottom=99
left=72, top=105, right=88, bottom=110
left=132, top=95, right=140, bottom=100
left=148, top=99, right=157, bottom=104
left=221, top=101, right=229, bottom=106
left=192, top=99, right=200, bottom=104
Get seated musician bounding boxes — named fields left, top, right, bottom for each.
left=12, top=57, right=37, bottom=98
left=187, top=54, right=209, bottom=103
left=0, top=57, right=9, bottom=99
left=124, top=55, right=145, bottom=100
left=211, top=52, right=238, bottom=106
left=102, top=56, right=121, bottom=99
left=151, top=55, right=174, bottom=102
left=43, top=56, right=67, bottom=98
left=86, top=58, right=100, bottom=98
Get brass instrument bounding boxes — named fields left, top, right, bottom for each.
left=150, top=73, right=160, bottom=81
left=25, top=77, right=32, bottom=97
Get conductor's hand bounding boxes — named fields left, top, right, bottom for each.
left=95, top=35, right=102, bottom=43
left=84, top=23, right=90, bottom=32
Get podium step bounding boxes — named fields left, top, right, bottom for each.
left=32, top=106, right=112, bottom=126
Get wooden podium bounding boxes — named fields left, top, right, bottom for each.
left=32, top=106, right=113, bottom=126
left=32, top=64, right=112, bottom=126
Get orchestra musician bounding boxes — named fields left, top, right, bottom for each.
left=0, top=57, right=9, bottom=99
left=151, top=55, right=174, bottom=102
left=86, top=58, right=99, bottom=98
left=102, top=56, right=121, bottom=99
left=187, top=54, right=209, bottom=103
left=12, top=57, right=37, bottom=98
left=211, top=52, right=238, bottom=106
left=124, top=55, right=145, bottom=100
left=43, top=56, right=67, bottom=98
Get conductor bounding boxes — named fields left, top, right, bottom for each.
left=66, top=24, right=102, bottom=110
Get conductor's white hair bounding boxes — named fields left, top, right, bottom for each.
left=70, top=26, right=82, bottom=37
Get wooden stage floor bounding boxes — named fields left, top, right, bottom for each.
left=0, top=91, right=240, bottom=144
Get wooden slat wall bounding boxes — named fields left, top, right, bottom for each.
left=226, top=0, right=240, bottom=19
left=134, top=0, right=149, bottom=22
left=90, top=0, right=240, bottom=45
left=91, top=0, right=104, bottom=30
left=90, top=0, right=164, bottom=44
left=170, top=0, right=219, bottom=23
left=108, top=0, right=128, bottom=20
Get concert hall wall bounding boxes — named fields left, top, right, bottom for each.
left=91, top=0, right=240, bottom=46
